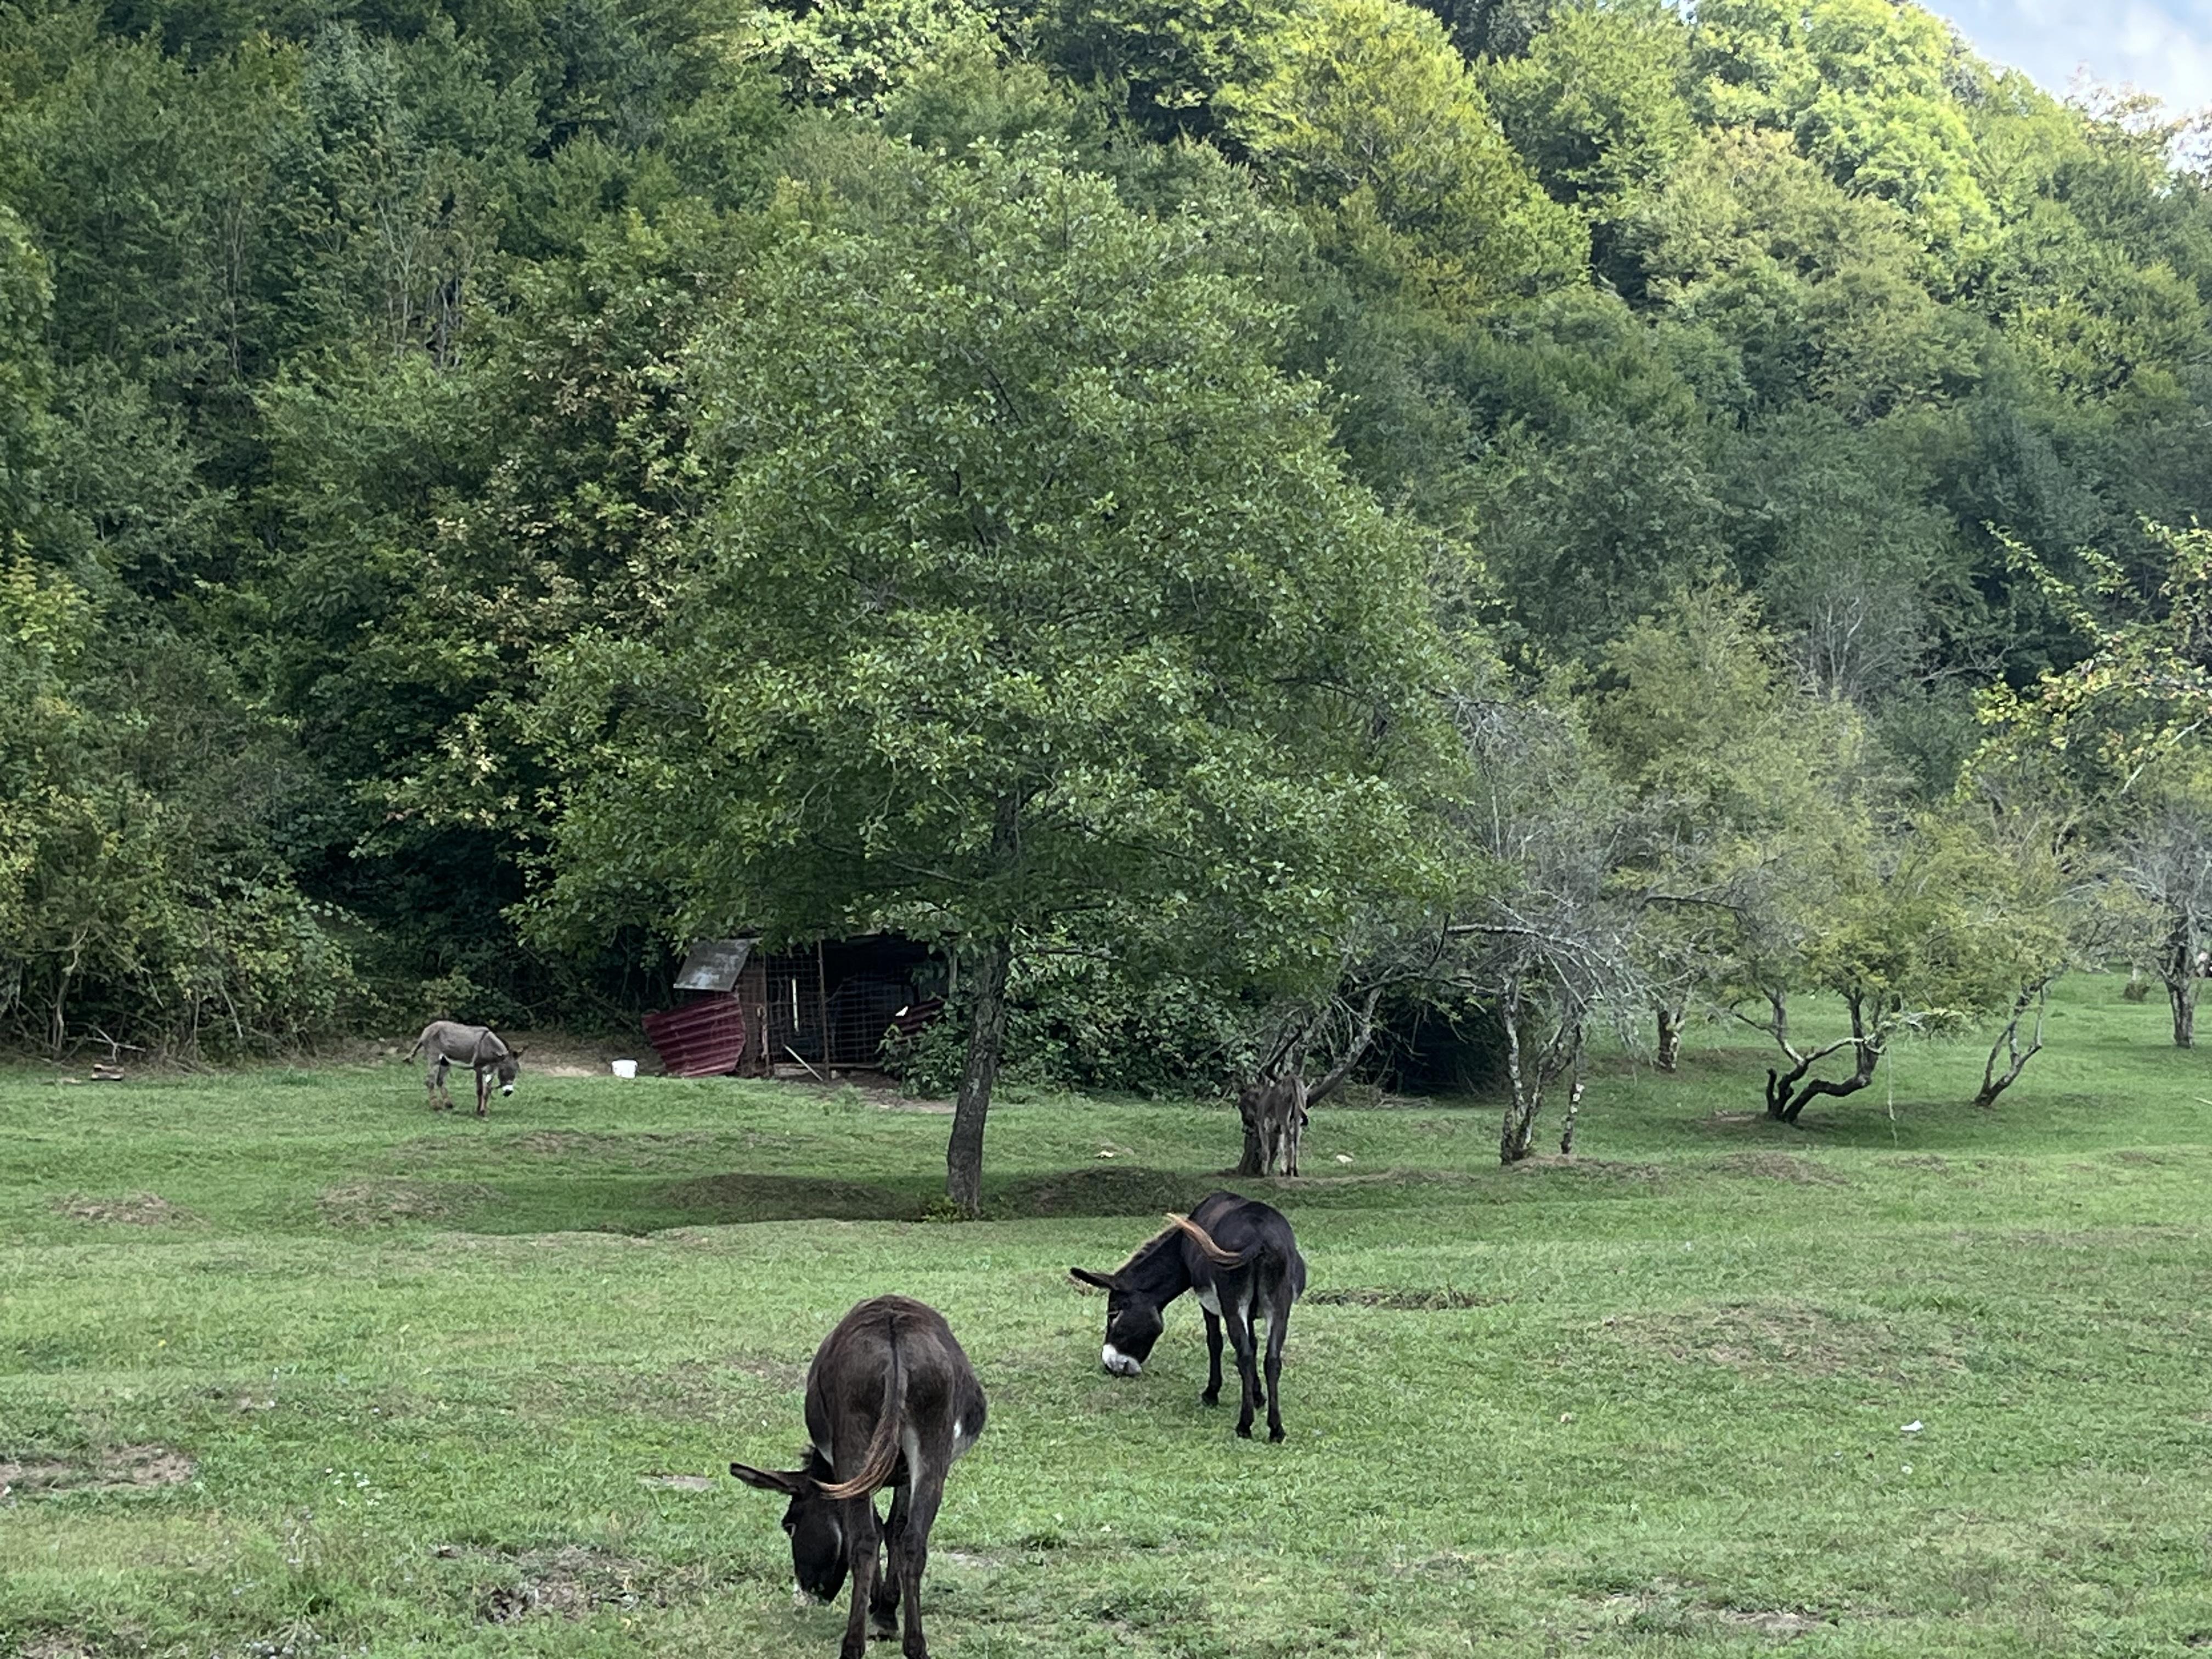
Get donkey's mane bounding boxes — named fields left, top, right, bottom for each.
left=1116, top=1211, right=1240, bottom=1276
left=1112, top=1222, right=1184, bottom=1278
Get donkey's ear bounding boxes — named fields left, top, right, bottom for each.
left=1069, top=1267, right=1118, bottom=1293
left=730, top=1462, right=806, bottom=1495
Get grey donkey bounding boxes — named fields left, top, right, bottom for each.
left=406, top=1021, right=523, bottom=1116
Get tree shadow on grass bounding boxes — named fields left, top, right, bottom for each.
left=659, top=1172, right=918, bottom=1223
left=436, top=1161, right=1463, bottom=1235
left=986, top=1165, right=1229, bottom=1218
left=420, top=1172, right=923, bottom=1234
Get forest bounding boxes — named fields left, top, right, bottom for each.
left=7, top=0, right=2212, bottom=1206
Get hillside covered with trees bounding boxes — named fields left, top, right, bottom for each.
left=7, top=0, right=2212, bottom=1197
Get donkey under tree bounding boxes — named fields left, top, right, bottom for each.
left=1235, top=985, right=1383, bottom=1177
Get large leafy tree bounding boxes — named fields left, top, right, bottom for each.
left=1480, top=0, right=1695, bottom=285
left=1221, top=0, right=1586, bottom=312
left=534, top=139, right=1460, bottom=1211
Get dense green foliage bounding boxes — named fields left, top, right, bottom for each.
left=8, top=985, right=2212, bottom=1653
left=7, top=0, right=2212, bottom=1154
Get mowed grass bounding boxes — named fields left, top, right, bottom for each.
left=5, top=981, right=2212, bottom=1657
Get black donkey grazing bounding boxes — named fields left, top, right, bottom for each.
left=1070, top=1189, right=1307, bottom=1441
left=730, top=1295, right=986, bottom=1659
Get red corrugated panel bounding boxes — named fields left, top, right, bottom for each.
left=641, top=997, right=749, bottom=1079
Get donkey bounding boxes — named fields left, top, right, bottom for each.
left=731, top=1295, right=986, bottom=1659
left=1071, top=1189, right=1307, bottom=1441
left=405, top=1020, right=522, bottom=1117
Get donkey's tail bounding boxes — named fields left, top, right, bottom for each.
left=1165, top=1212, right=1249, bottom=1269
left=815, top=1319, right=905, bottom=1500
left=404, top=1028, right=428, bottom=1062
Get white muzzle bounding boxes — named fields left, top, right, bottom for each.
left=1102, top=1344, right=1142, bottom=1377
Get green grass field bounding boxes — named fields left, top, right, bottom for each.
left=5, top=980, right=2212, bottom=1657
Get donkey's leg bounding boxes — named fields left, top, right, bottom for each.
left=872, top=1482, right=908, bottom=1634
left=428, top=1057, right=449, bottom=1111
left=1263, top=1290, right=1292, bottom=1442
left=1224, top=1302, right=1260, bottom=1439
left=1200, top=1309, right=1225, bottom=1406
left=839, top=1495, right=882, bottom=1659
left=896, top=1469, right=945, bottom=1659
left=475, top=1066, right=489, bottom=1118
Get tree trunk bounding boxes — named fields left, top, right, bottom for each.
left=49, top=957, right=72, bottom=1060
left=945, top=935, right=1012, bottom=1217
left=1498, top=987, right=1545, bottom=1164
left=1779, top=994, right=1878, bottom=1123
left=1760, top=994, right=1806, bottom=1121
left=1654, top=1003, right=1683, bottom=1073
left=1974, top=982, right=2048, bottom=1110
left=1556, top=1045, right=1587, bottom=1156
left=2159, top=917, right=2198, bottom=1048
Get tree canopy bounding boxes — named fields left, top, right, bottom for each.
left=5, top=0, right=2212, bottom=1164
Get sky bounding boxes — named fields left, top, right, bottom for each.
left=1934, top=1, right=2212, bottom=112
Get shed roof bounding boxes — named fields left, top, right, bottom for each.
left=674, top=937, right=753, bottom=994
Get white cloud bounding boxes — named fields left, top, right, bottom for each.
left=1935, top=0, right=2212, bottom=113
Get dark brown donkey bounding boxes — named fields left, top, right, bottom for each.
left=1071, top=1189, right=1307, bottom=1441
left=731, top=1295, right=986, bottom=1659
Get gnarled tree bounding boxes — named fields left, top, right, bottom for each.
left=1446, top=691, right=1644, bottom=1163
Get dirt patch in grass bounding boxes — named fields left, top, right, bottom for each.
left=1705, top=1152, right=1849, bottom=1185
left=1598, top=1302, right=1970, bottom=1385
left=1580, top=1583, right=1835, bottom=1642
left=319, top=1179, right=500, bottom=1227
left=53, top=1191, right=195, bottom=1226
left=1, top=1444, right=195, bottom=1498
left=637, top=1472, right=714, bottom=1492
left=1719, top=1609, right=1831, bottom=1637
left=20, top=1636, right=103, bottom=1659
left=1508, top=1155, right=1664, bottom=1182
left=1306, top=1286, right=1507, bottom=1310
left=462, top=1544, right=683, bottom=1623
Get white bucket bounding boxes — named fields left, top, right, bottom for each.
left=611, top=1059, right=639, bottom=1080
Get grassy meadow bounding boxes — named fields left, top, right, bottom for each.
left=4, top=979, right=2212, bottom=1657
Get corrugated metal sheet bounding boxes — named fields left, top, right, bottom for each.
left=641, top=997, right=749, bottom=1078
left=674, top=938, right=753, bottom=994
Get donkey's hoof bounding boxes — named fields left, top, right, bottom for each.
left=1268, top=1426, right=1286, bottom=1443
left=1235, top=1423, right=1254, bottom=1440
left=1199, top=1390, right=1219, bottom=1407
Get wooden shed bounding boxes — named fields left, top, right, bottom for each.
left=642, top=934, right=947, bottom=1079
